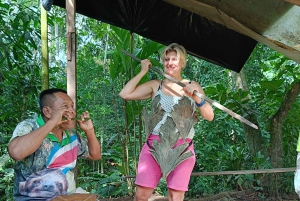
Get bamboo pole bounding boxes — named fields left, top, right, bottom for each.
left=41, top=4, right=49, bottom=90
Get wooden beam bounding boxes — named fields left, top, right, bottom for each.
left=125, top=167, right=296, bottom=178
left=284, top=0, right=300, bottom=6
left=190, top=167, right=295, bottom=176
left=66, top=0, right=77, bottom=109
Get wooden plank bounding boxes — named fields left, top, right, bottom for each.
left=66, top=0, right=76, bottom=109
left=125, top=167, right=296, bottom=178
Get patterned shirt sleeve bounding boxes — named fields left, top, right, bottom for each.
left=77, top=133, right=90, bottom=159
left=10, top=119, right=38, bottom=142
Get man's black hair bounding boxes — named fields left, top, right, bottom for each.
left=39, top=88, right=67, bottom=115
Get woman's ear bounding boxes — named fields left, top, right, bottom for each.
left=42, top=106, right=52, bottom=119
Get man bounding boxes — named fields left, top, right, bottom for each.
left=8, top=88, right=101, bottom=201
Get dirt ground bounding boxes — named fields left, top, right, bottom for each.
left=99, top=190, right=300, bottom=201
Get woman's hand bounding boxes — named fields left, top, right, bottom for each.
left=141, top=59, right=152, bottom=73
left=183, top=81, right=202, bottom=103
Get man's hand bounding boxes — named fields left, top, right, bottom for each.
left=48, top=107, right=71, bottom=126
left=77, top=111, right=94, bottom=133
left=77, top=111, right=100, bottom=160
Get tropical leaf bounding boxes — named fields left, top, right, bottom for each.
left=170, top=97, right=199, bottom=139
left=142, top=95, right=165, bottom=137
left=259, top=80, right=284, bottom=90
left=150, top=116, right=193, bottom=179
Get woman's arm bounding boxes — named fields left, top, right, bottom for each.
left=119, top=59, right=157, bottom=100
left=183, top=81, right=214, bottom=121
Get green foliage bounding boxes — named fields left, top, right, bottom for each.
left=0, top=154, right=14, bottom=201
left=184, top=43, right=300, bottom=198
left=0, top=168, right=14, bottom=201
left=78, top=170, right=131, bottom=198
left=0, top=0, right=41, bottom=127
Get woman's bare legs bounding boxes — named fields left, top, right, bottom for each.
left=134, top=185, right=155, bottom=201
left=167, top=188, right=185, bottom=201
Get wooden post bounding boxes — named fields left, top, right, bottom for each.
left=66, top=0, right=78, bottom=186
left=66, top=0, right=79, bottom=184
left=66, top=0, right=76, bottom=109
left=41, top=5, right=49, bottom=90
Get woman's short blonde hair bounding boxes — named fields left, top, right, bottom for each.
left=161, top=43, right=187, bottom=69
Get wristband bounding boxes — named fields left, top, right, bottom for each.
left=196, top=99, right=206, bottom=107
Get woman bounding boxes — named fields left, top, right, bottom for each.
left=119, top=43, right=214, bottom=201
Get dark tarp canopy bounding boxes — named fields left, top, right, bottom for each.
left=52, top=0, right=300, bottom=71
left=52, top=0, right=257, bottom=72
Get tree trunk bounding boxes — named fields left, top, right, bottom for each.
left=268, top=82, right=300, bottom=197
left=231, top=69, right=268, bottom=157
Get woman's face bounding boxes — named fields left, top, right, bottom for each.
left=163, top=50, right=183, bottom=76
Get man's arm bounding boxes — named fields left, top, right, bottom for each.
left=9, top=107, right=70, bottom=161
left=8, top=120, right=57, bottom=161
left=85, top=128, right=101, bottom=160
left=77, top=111, right=101, bottom=160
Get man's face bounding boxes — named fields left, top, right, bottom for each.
left=52, top=92, right=76, bottom=130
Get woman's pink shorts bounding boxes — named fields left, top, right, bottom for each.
left=135, top=134, right=196, bottom=191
